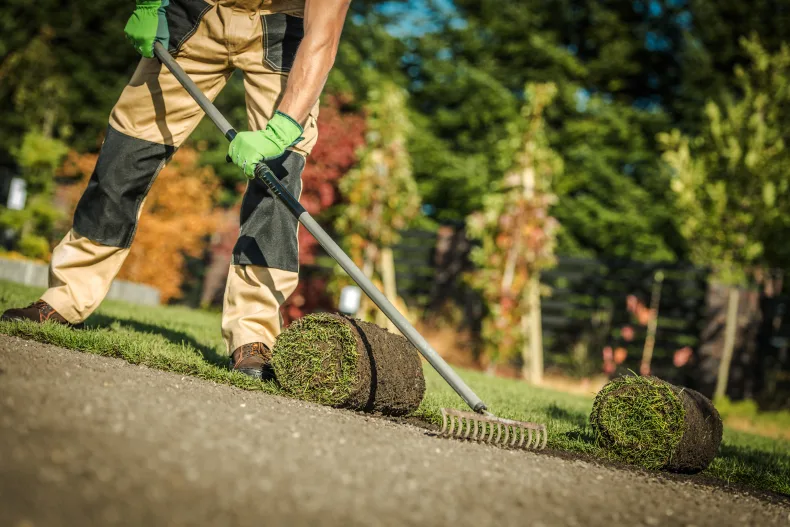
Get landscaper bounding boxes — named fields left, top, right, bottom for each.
left=2, top=0, right=351, bottom=379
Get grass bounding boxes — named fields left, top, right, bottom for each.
left=589, top=376, right=686, bottom=470
left=716, top=397, right=790, bottom=441
left=0, top=280, right=788, bottom=496
left=272, top=313, right=359, bottom=406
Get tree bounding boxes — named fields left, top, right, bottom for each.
left=0, top=29, right=71, bottom=259
left=0, top=0, right=136, bottom=155
left=676, top=0, right=790, bottom=130
left=399, top=0, right=683, bottom=260
left=659, top=36, right=790, bottom=398
left=659, top=36, right=790, bottom=283
left=334, top=82, right=422, bottom=325
left=466, top=83, right=562, bottom=378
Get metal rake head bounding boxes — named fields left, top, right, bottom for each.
left=439, top=408, right=547, bottom=450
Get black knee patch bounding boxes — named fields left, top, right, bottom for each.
left=73, top=126, right=175, bottom=248
left=233, top=151, right=305, bottom=271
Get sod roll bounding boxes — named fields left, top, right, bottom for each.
left=272, top=313, right=426, bottom=415
left=589, top=375, right=723, bottom=473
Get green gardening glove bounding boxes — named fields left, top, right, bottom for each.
left=228, top=111, right=304, bottom=178
left=124, top=0, right=170, bottom=59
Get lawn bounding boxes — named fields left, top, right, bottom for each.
left=1, top=280, right=788, bottom=496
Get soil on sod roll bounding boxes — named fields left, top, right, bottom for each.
left=589, top=375, right=723, bottom=473
left=272, top=313, right=425, bottom=416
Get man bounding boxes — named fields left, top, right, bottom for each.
left=2, top=0, right=351, bottom=379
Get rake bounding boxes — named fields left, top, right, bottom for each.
left=154, top=43, right=547, bottom=450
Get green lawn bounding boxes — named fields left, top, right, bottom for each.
left=1, top=280, right=788, bottom=496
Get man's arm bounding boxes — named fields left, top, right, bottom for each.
left=227, top=0, right=351, bottom=178
left=278, top=0, right=352, bottom=124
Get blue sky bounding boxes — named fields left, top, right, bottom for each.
left=375, top=0, right=458, bottom=37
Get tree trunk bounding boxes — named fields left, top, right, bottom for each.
left=361, top=243, right=378, bottom=323
left=522, top=273, right=544, bottom=384
left=379, top=247, right=398, bottom=333
left=714, top=287, right=740, bottom=400
left=640, top=271, right=664, bottom=376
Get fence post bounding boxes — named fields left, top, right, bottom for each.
left=714, top=287, right=740, bottom=400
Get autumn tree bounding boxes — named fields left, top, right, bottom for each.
left=466, top=83, right=562, bottom=380
left=334, top=82, right=422, bottom=326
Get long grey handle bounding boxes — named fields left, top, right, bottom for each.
left=153, top=42, right=488, bottom=413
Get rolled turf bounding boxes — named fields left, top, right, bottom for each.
left=272, top=313, right=426, bottom=416
left=589, top=375, right=723, bottom=473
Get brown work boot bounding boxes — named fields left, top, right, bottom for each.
left=1, top=300, right=83, bottom=329
left=229, top=342, right=274, bottom=380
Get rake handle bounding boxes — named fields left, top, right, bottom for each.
left=153, top=42, right=488, bottom=414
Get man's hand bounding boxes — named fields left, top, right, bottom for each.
left=124, top=0, right=170, bottom=58
left=228, top=112, right=304, bottom=178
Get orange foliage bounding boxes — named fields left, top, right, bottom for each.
left=58, top=148, right=220, bottom=302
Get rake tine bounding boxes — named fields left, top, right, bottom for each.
left=437, top=408, right=547, bottom=450
left=463, top=416, right=472, bottom=439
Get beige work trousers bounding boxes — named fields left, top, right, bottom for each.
left=42, top=0, right=317, bottom=354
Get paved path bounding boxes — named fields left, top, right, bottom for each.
left=1, top=335, right=788, bottom=527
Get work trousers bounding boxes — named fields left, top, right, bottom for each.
left=42, top=0, right=317, bottom=353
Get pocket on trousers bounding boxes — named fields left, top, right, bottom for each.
left=261, top=14, right=304, bottom=73
left=166, top=0, right=213, bottom=55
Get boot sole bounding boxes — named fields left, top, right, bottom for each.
left=233, top=367, right=264, bottom=380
